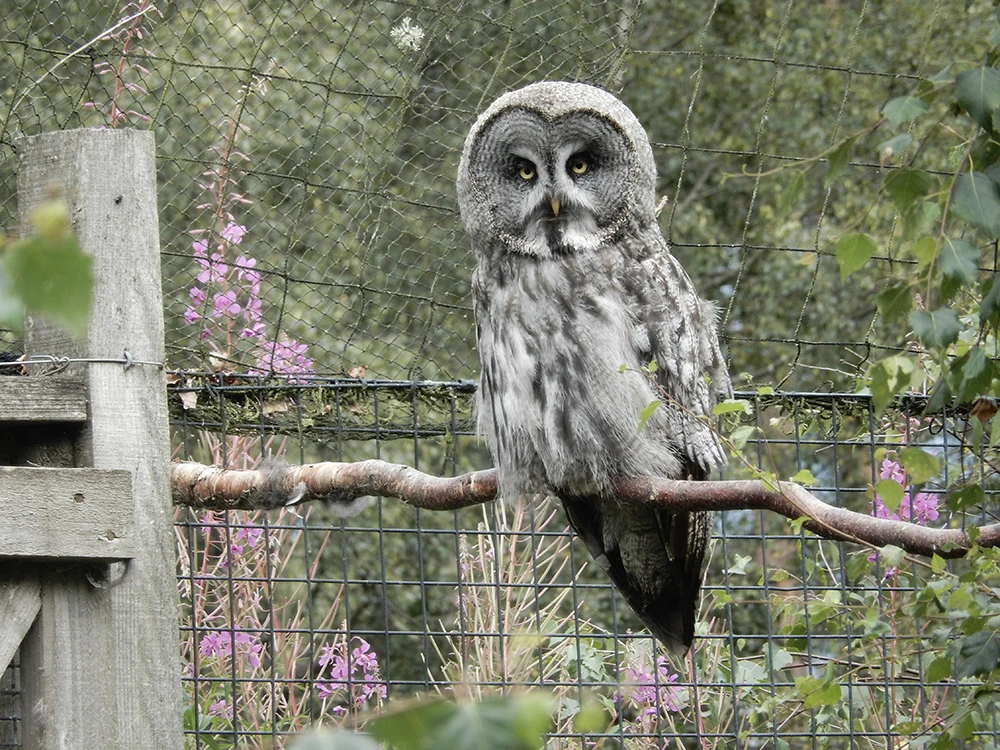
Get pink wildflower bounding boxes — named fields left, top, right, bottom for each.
left=252, top=336, right=314, bottom=382
left=869, top=457, right=941, bottom=575
left=872, top=458, right=940, bottom=524
left=619, top=655, right=680, bottom=716
left=208, top=699, right=233, bottom=720
left=222, top=223, right=247, bottom=244
left=242, top=322, right=266, bottom=340
left=212, top=290, right=242, bottom=319
left=197, top=253, right=227, bottom=285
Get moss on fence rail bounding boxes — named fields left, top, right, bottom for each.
left=166, top=374, right=476, bottom=440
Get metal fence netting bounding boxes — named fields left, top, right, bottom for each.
left=5, top=1, right=992, bottom=385
left=6, top=1, right=1000, bottom=748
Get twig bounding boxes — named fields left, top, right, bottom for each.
left=169, top=460, right=1000, bottom=559
left=10, top=7, right=155, bottom=119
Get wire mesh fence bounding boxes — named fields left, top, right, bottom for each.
left=170, top=379, right=997, bottom=747
left=5, top=1, right=995, bottom=386
left=5, top=0, right=1000, bottom=747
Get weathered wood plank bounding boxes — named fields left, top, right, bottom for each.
left=0, top=576, right=40, bottom=670
left=0, top=377, right=87, bottom=423
left=0, top=467, right=134, bottom=559
left=17, top=129, right=182, bottom=749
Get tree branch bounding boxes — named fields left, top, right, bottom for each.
left=169, top=460, right=999, bottom=559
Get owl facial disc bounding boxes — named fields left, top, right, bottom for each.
left=467, top=107, right=634, bottom=259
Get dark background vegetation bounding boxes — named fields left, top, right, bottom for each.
left=5, top=2, right=1000, bottom=747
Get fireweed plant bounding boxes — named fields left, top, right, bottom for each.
left=168, top=62, right=384, bottom=746
left=86, top=7, right=385, bottom=742
left=440, top=502, right=691, bottom=746
left=183, top=61, right=314, bottom=381
left=84, top=5, right=1000, bottom=748
left=83, top=0, right=161, bottom=128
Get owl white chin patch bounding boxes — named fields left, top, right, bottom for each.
left=514, top=213, right=602, bottom=257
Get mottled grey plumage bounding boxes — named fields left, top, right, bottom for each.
left=457, top=81, right=731, bottom=654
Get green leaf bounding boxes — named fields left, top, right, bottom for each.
left=955, top=630, right=1000, bottom=677
left=4, top=200, right=92, bottom=339
left=877, top=133, right=913, bottom=161
left=952, top=171, right=1000, bottom=237
left=795, top=676, right=841, bottom=709
left=726, top=553, right=751, bottom=575
left=846, top=551, right=871, bottom=583
left=791, top=469, right=818, bottom=485
left=874, top=479, right=905, bottom=513
left=875, top=282, right=912, bottom=324
left=884, top=169, right=935, bottom=212
left=367, top=698, right=458, bottom=750
left=835, top=233, right=877, bottom=281
left=768, top=648, right=794, bottom=671
left=879, top=544, right=906, bottom=568
left=866, top=355, right=916, bottom=413
left=713, top=399, right=752, bottom=416
left=926, top=655, right=953, bottom=683
left=954, top=347, right=993, bottom=402
left=911, top=236, right=938, bottom=269
left=736, top=658, right=767, bottom=686
left=954, top=66, right=1000, bottom=131
left=950, top=483, right=986, bottom=511
left=368, top=694, right=554, bottom=750
left=777, top=170, right=806, bottom=222
left=825, top=136, right=856, bottom=185
left=882, top=96, right=929, bottom=129
left=899, top=446, right=940, bottom=485
left=901, top=200, right=941, bottom=241
left=938, top=238, right=979, bottom=283
left=440, top=695, right=554, bottom=750
left=570, top=697, right=605, bottom=734
left=730, top=425, right=756, bottom=450
left=924, top=377, right=952, bottom=414
left=980, top=273, right=1000, bottom=327
left=909, top=307, right=962, bottom=348
left=931, top=553, right=946, bottom=575
left=289, top=730, right=380, bottom=750
left=637, top=399, right=661, bottom=433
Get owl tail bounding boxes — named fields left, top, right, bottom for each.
left=561, top=497, right=710, bottom=655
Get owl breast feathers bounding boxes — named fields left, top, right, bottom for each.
left=457, top=81, right=731, bottom=654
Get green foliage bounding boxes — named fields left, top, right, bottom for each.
left=290, top=730, right=380, bottom=750
left=636, top=399, right=661, bottom=432
left=0, top=199, right=91, bottom=337
left=366, top=693, right=554, bottom=750
left=835, top=233, right=877, bottom=282
left=13, top=2, right=1000, bottom=747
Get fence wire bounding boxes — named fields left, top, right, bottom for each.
left=170, top=379, right=996, bottom=748
left=4, top=1, right=1000, bottom=748
left=4, top=1, right=994, bottom=387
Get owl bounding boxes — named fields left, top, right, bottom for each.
left=457, top=81, right=731, bottom=655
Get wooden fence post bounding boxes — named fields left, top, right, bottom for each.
left=13, top=129, right=182, bottom=749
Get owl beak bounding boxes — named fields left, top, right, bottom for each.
left=549, top=197, right=561, bottom=217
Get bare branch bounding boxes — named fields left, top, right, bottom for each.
left=170, top=459, right=497, bottom=513
left=170, top=460, right=1000, bottom=559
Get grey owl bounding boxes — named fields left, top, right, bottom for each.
left=457, top=81, right=731, bottom=654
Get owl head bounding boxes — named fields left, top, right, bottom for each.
left=457, top=81, right=658, bottom=259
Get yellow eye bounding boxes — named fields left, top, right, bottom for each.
left=569, top=157, right=589, bottom=175
left=518, top=164, right=536, bottom=180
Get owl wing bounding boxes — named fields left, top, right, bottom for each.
left=562, top=492, right=711, bottom=654
left=560, top=241, right=730, bottom=654
left=623, top=244, right=732, bottom=477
